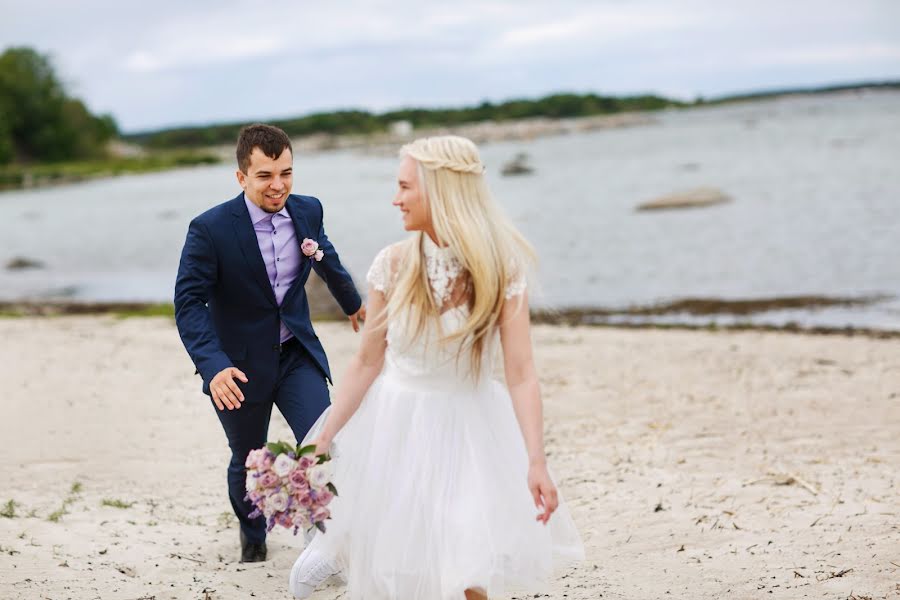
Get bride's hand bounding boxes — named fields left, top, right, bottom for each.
left=527, top=461, right=558, bottom=525
left=310, top=436, right=332, bottom=458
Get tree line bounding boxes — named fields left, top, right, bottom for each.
left=0, top=47, right=118, bottom=165
left=6, top=44, right=895, bottom=162
left=126, top=94, right=685, bottom=150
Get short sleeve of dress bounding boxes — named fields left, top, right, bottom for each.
left=505, top=261, right=528, bottom=299
left=366, top=245, right=393, bottom=294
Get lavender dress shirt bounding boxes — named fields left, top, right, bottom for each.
left=244, top=194, right=301, bottom=343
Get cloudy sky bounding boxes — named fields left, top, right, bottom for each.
left=3, top=0, right=898, bottom=132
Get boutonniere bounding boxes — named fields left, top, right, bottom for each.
left=301, top=238, right=324, bottom=262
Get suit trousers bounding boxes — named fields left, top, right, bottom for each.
left=214, top=340, right=330, bottom=544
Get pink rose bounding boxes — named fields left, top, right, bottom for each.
left=259, top=472, right=280, bottom=489
left=298, top=456, right=315, bottom=470
left=314, top=249, right=324, bottom=262
left=245, top=448, right=267, bottom=469
left=316, top=489, right=334, bottom=505
left=311, top=506, right=330, bottom=522
left=260, top=452, right=275, bottom=470
left=300, top=238, right=319, bottom=257
left=297, top=491, right=314, bottom=508
left=289, top=469, right=309, bottom=488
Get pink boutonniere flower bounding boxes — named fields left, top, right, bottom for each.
left=301, top=238, right=323, bottom=261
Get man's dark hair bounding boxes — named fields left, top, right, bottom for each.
left=236, top=124, right=293, bottom=173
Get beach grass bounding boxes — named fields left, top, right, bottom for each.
left=47, top=506, right=67, bottom=522
left=0, top=151, right=221, bottom=191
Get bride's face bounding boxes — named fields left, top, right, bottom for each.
left=393, top=156, right=430, bottom=232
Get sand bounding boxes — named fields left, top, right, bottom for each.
left=1, top=316, right=898, bottom=599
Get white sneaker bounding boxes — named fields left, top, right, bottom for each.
left=289, top=535, right=340, bottom=599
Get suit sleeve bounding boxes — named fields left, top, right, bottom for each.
left=174, top=218, right=232, bottom=387
left=309, top=199, right=363, bottom=316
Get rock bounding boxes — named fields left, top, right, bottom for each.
left=6, top=257, right=45, bottom=270
left=636, top=187, right=731, bottom=212
left=501, top=153, right=534, bottom=176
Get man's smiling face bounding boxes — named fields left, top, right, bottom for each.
left=237, top=147, right=293, bottom=213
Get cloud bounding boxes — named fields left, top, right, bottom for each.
left=2, top=0, right=897, bottom=130
left=750, top=43, right=900, bottom=67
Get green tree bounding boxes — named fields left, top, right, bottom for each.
left=0, top=46, right=118, bottom=164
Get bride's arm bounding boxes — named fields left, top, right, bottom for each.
left=499, top=291, right=559, bottom=524
left=315, top=286, right=388, bottom=449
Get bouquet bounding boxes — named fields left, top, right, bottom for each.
left=245, top=441, right=337, bottom=534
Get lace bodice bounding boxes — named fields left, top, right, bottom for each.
left=365, top=237, right=527, bottom=384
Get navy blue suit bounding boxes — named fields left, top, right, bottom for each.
left=174, top=193, right=361, bottom=543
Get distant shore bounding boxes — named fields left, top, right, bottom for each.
left=5, top=84, right=897, bottom=192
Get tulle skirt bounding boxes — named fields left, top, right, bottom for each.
left=302, top=368, right=584, bottom=600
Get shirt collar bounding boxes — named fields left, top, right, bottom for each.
left=243, top=193, right=289, bottom=225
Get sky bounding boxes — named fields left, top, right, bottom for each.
left=2, top=0, right=899, bottom=133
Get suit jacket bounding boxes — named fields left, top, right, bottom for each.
left=174, top=193, right=361, bottom=400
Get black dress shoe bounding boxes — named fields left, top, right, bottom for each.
left=240, top=529, right=268, bottom=563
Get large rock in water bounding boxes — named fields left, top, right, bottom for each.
left=637, top=187, right=731, bottom=212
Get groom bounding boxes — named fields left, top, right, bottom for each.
left=174, top=124, right=363, bottom=563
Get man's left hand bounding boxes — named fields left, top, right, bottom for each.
left=348, top=305, right=366, bottom=332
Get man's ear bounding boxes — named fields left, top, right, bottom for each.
left=236, top=169, right=247, bottom=189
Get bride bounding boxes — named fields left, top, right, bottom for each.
left=289, top=135, right=583, bottom=599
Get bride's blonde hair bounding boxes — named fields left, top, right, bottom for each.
left=384, top=135, right=536, bottom=379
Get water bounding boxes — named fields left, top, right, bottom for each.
left=2, top=90, right=899, bottom=329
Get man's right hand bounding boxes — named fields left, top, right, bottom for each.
left=210, top=367, right=248, bottom=411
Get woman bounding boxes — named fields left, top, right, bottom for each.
left=290, top=136, right=583, bottom=599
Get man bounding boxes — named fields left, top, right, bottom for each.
left=174, top=124, right=363, bottom=563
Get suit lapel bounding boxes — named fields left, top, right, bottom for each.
left=230, top=195, right=278, bottom=307
left=283, top=195, right=314, bottom=305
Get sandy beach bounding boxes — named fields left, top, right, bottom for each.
left=1, top=316, right=898, bottom=599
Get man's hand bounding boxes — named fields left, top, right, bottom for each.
left=348, top=305, right=367, bottom=332
left=210, top=367, right=248, bottom=411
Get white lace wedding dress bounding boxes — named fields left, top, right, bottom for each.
left=300, top=236, right=584, bottom=599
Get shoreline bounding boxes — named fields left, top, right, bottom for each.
left=1, top=293, right=897, bottom=339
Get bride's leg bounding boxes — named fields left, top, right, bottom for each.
left=464, top=588, right=487, bottom=600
